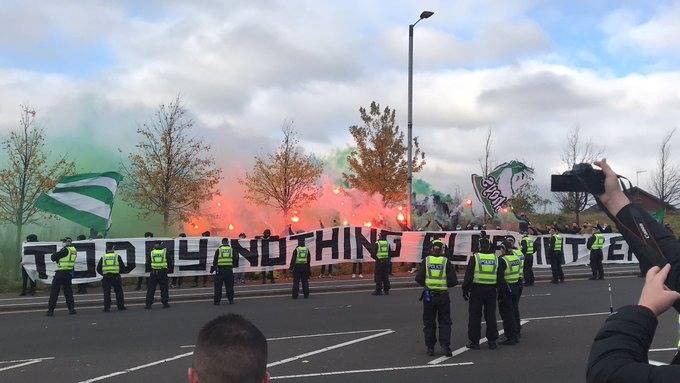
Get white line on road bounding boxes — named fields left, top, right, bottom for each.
left=650, top=348, right=678, bottom=352
left=0, top=357, right=54, bottom=364
left=522, top=293, right=551, bottom=297
left=269, top=362, right=474, bottom=379
left=179, top=328, right=394, bottom=348
left=650, top=360, right=668, bottom=366
left=267, top=330, right=395, bottom=368
left=76, top=351, right=194, bottom=383
left=428, top=320, right=529, bottom=365
left=0, top=360, right=43, bottom=372
left=522, top=312, right=611, bottom=321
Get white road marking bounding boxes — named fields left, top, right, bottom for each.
left=522, top=312, right=611, bottom=321
left=650, top=348, right=678, bottom=352
left=522, top=293, right=551, bottom=297
left=267, top=330, right=395, bottom=368
left=0, top=357, right=54, bottom=372
left=269, top=362, right=474, bottom=379
left=0, top=357, right=54, bottom=364
left=649, top=360, right=668, bottom=366
left=76, top=351, right=194, bottom=383
left=428, top=320, right=529, bottom=365
left=179, top=328, right=394, bottom=348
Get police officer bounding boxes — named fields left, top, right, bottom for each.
left=371, top=236, right=390, bottom=295
left=549, top=228, right=565, bottom=283
left=521, top=231, right=536, bottom=286
left=497, top=240, right=522, bottom=345
left=96, top=244, right=127, bottom=312
left=587, top=227, right=606, bottom=280
left=289, top=241, right=311, bottom=299
left=211, top=238, right=235, bottom=305
left=415, top=239, right=458, bottom=356
left=462, top=237, right=499, bottom=350
left=145, top=241, right=170, bottom=309
left=46, top=237, right=77, bottom=316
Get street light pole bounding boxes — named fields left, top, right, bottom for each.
left=406, top=11, right=433, bottom=230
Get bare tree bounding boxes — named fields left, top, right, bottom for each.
left=241, top=121, right=323, bottom=217
left=478, top=126, right=494, bottom=178
left=0, top=105, right=74, bottom=279
left=478, top=127, right=495, bottom=221
left=121, top=95, right=222, bottom=233
left=651, top=128, right=680, bottom=207
left=554, top=126, right=604, bottom=225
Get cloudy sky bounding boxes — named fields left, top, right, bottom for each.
left=1, top=0, right=680, bottom=205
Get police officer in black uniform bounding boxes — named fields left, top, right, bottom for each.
left=521, top=230, right=536, bottom=285
left=587, top=227, right=606, bottom=280
left=497, top=240, right=522, bottom=345
left=289, top=240, right=311, bottom=299
left=145, top=240, right=170, bottom=309
left=415, top=239, right=458, bottom=356
left=96, top=243, right=127, bottom=312
left=46, top=237, right=77, bottom=316
left=462, top=237, right=499, bottom=350
left=371, top=236, right=391, bottom=295
left=211, top=238, right=235, bottom=305
left=549, top=228, right=565, bottom=283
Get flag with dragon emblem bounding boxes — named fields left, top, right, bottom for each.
left=471, top=161, right=534, bottom=216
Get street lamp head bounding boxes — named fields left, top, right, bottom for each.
left=420, top=11, right=434, bottom=19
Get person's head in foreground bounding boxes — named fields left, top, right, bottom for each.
left=188, top=314, right=269, bottom=383
left=432, top=240, right=444, bottom=255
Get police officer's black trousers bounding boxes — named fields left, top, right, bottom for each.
left=423, top=291, right=452, bottom=349
left=590, top=249, right=604, bottom=279
left=47, top=272, right=74, bottom=312
left=292, top=268, right=310, bottom=298
left=467, top=285, right=498, bottom=344
left=146, top=270, right=169, bottom=307
left=102, top=275, right=125, bottom=310
left=523, top=254, right=534, bottom=285
left=550, top=252, right=565, bottom=282
left=498, top=283, right=521, bottom=341
left=214, top=268, right=234, bottom=304
left=374, top=260, right=390, bottom=293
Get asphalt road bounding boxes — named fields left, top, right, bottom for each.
left=1, top=272, right=676, bottom=383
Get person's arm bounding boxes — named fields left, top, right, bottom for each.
left=549, top=237, right=556, bottom=255
left=51, top=247, right=68, bottom=263
left=118, top=256, right=128, bottom=274
left=587, top=265, right=680, bottom=382
left=96, top=258, right=103, bottom=276
left=370, top=243, right=379, bottom=261
left=521, top=240, right=528, bottom=254
left=415, top=259, right=426, bottom=286
left=462, top=257, right=475, bottom=295
left=446, top=261, right=458, bottom=287
left=289, top=249, right=297, bottom=269
left=587, top=235, right=595, bottom=250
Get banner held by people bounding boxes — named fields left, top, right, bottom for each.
left=22, top=227, right=639, bottom=284
left=35, top=172, right=123, bottom=232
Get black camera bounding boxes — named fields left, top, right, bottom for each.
left=551, top=163, right=605, bottom=194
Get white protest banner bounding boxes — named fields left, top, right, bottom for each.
left=22, top=228, right=638, bottom=284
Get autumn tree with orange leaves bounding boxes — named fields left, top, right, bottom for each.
left=241, top=122, right=323, bottom=217
left=343, top=101, right=425, bottom=205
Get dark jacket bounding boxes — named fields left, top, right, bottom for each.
left=587, top=305, right=680, bottom=382
left=415, top=255, right=458, bottom=289
left=587, top=235, right=597, bottom=251
left=96, top=255, right=127, bottom=276
left=587, top=203, right=680, bottom=382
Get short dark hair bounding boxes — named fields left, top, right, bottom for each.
left=193, top=314, right=267, bottom=383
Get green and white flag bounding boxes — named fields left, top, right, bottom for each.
left=471, top=161, right=534, bottom=216
left=36, top=172, right=123, bottom=232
